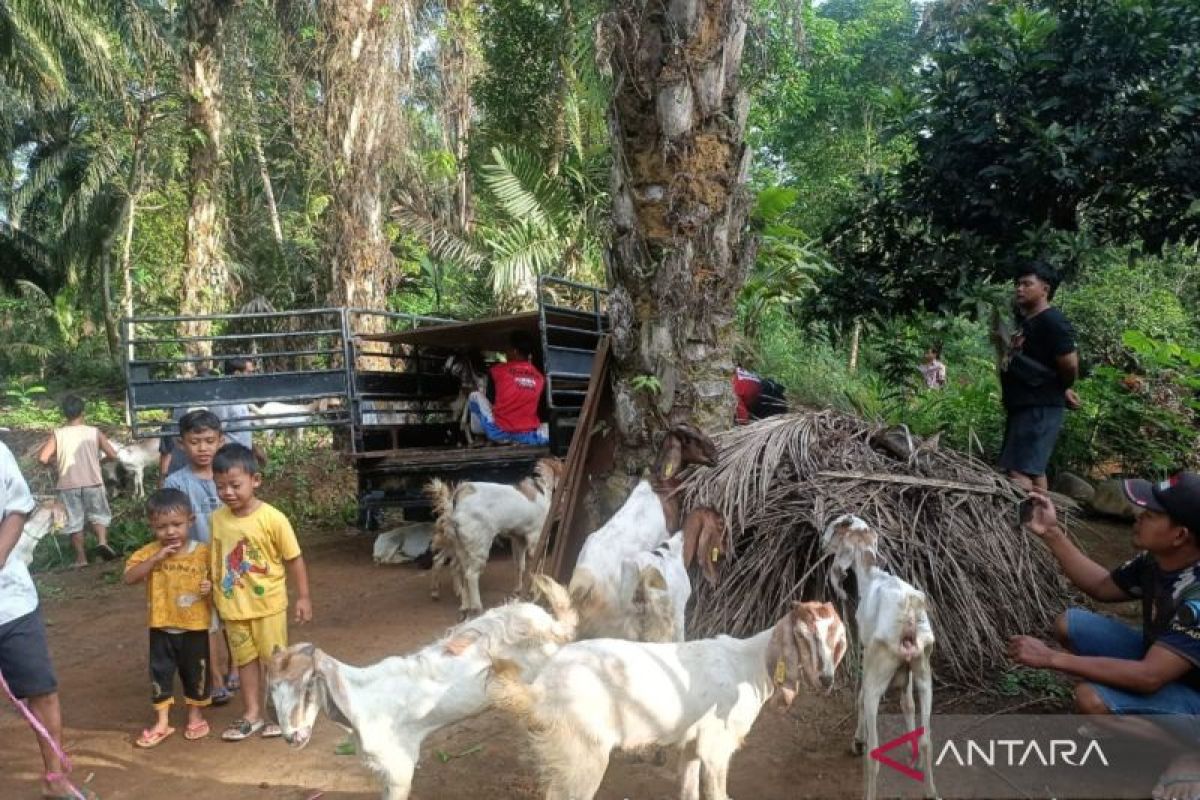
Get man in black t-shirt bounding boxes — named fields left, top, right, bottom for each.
left=997, top=261, right=1079, bottom=491
left=1009, top=473, right=1200, bottom=798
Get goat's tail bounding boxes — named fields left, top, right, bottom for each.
left=487, top=658, right=543, bottom=728
left=425, top=478, right=456, bottom=521
left=568, top=569, right=615, bottom=639
left=531, top=574, right=577, bottom=640
left=897, top=591, right=928, bottom=662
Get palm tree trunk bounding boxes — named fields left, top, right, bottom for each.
left=606, top=0, right=753, bottom=469
left=318, top=0, right=403, bottom=331
left=180, top=0, right=237, bottom=370
left=440, top=0, right=477, bottom=231
left=103, top=82, right=156, bottom=365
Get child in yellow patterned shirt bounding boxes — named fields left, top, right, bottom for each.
left=210, top=443, right=312, bottom=742
left=124, top=488, right=213, bottom=747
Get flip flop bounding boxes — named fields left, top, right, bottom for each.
left=184, top=720, right=210, bottom=740
left=135, top=726, right=175, bottom=748
left=211, top=686, right=231, bottom=706
left=95, top=544, right=118, bottom=562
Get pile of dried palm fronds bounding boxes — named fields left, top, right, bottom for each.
left=682, top=411, right=1079, bottom=690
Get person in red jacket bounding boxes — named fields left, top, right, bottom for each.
left=733, top=367, right=763, bottom=425
left=467, top=330, right=549, bottom=446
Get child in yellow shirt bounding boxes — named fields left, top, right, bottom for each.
left=209, top=443, right=312, bottom=742
left=124, top=489, right=213, bottom=747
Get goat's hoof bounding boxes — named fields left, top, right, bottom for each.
left=850, top=739, right=865, bottom=756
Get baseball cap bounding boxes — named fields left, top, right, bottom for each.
left=1123, top=472, right=1200, bottom=535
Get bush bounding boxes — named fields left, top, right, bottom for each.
left=1058, top=251, right=1197, bottom=367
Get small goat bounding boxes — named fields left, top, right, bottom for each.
left=569, top=425, right=722, bottom=641
left=823, top=514, right=937, bottom=800
left=103, top=437, right=160, bottom=499
left=444, top=352, right=489, bottom=446
left=426, top=457, right=564, bottom=618
left=12, top=502, right=67, bottom=566
left=268, top=575, right=577, bottom=800
left=490, top=600, right=847, bottom=800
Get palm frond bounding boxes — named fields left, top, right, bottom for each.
left=480, top=146, right=573, bottom=231
left=483, top=223, right=567, bottom=296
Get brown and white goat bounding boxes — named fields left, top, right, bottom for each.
left=489, top=600, right=847, bottom=800
left=824, top=514, right=937, bottom=800
left=426, top=457, right=564, bottom=619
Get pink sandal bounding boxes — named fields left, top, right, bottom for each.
left=184, top=720, right=210, bottom=740
left=135, top=726, right=175, bottom=748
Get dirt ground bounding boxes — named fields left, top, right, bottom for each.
left=0, top=518, right=1139, bottom=800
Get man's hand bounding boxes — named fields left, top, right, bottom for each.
left=199, top=579, right=212, bottom=596
left=1065, top=388, right=1081, bottom=410
left=294, top=596, right=313, bottom=624
left=1008, top=635, right=1056, bottom=669
left=1023, top=491, right=1062, bottom=539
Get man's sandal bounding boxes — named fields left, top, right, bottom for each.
left=135, top=726, right=175, bottom=748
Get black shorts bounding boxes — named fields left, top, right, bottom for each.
left=998, top=405, right=1066, bottom=478
left=0, top=609, right=58, bottom=698
left=149, top=628, right=211, bottom=708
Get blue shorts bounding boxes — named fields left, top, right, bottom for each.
left=999, top=405, right=1065, bottom=477
left=1065, top=608, right=1200, bottom=729
left=467, top=398, right=549, bottom=446
left=0, top=609, right=58, bottom=698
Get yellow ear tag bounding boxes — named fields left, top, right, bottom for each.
left=663, top=462, right=675, bottom=479
left=774, top=658, right=787, bottom=685
left=710, top=547, right=720, bottom=563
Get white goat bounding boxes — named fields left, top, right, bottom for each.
left=568, top=425, right=723, bottom=641
left=490, top=600, right=847, bottom=800
left=248, top=400, right=327, bottom=439
left=426, top=457, right=564, bottom=619
left=12, top=503, right=67, bottom=566
left=104, top=437, right=160, bottom=498
left=268, top=575, right=577, bottom=800
left=444, top=353, right=489, bottom=446
left=823, top=514, right=937, bottom=800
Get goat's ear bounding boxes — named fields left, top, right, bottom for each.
left=653, top=432, right=683, bottom=481
left=766, top=616, right=803, bottom=708
left=681, top=511, right=701, bottom=569
left=443, top=630, right=479, bottom=657
left=313, top=650, right=353, bottom=725
left=638, top=565, right=667, bottom=592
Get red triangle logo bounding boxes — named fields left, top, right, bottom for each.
left=869, top=726, right=925, bottom=782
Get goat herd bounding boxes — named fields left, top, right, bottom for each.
left=266, top=425, right=938, bottom=800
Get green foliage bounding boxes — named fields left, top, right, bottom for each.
left=821, top=0, right=1200, bottom=313
left=997, top=666, right=1072, bottom=702
left=630, top=374, right=663, bottom=396
left=1058, top=249, right=1200, bottom=366
left=740, top=187, right=832, bottom=339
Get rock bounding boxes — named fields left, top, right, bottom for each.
left=1089, top=479, right=1135, bottom=520
left=1052, top=471, right=1095, bottom=504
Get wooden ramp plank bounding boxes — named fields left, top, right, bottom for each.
left=534, top=336, right=616, bottom=584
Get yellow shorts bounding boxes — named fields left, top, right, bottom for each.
left=224, top=611, right=288, bottom=667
